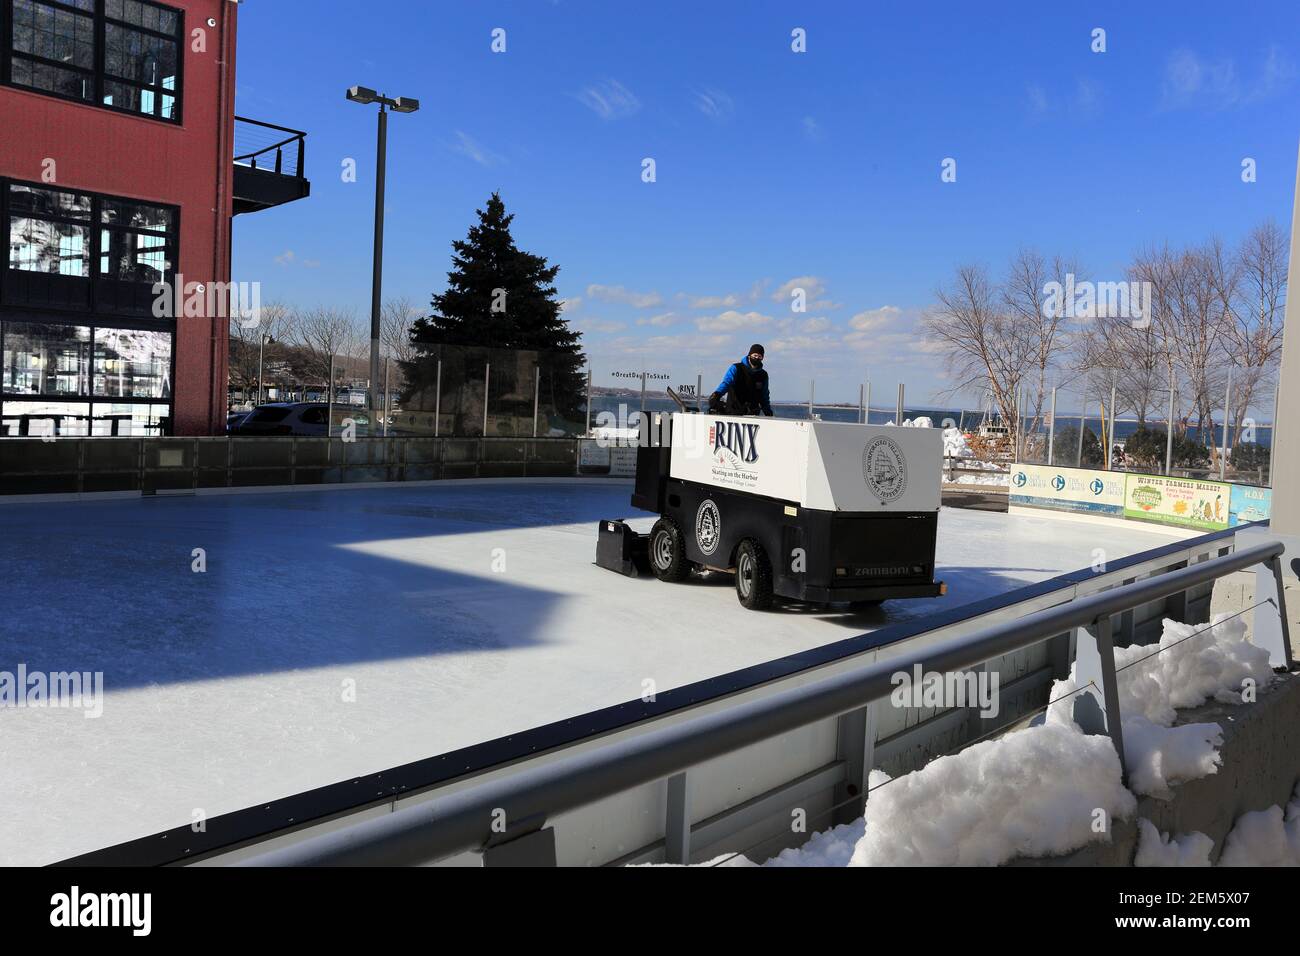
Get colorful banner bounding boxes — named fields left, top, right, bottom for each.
left=1123, top=475, right=1230, bottom=531
left=1229, top=483, right=1272, bottom=526
left=1009, top=464, right=1126, bottom=516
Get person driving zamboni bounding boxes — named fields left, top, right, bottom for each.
left=708, top=344, right=773, bottom=417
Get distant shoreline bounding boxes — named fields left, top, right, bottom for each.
left=587, top=392, right=1273, bottom=429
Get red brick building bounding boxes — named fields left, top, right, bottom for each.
left=0, top=0, right=307, bottom=436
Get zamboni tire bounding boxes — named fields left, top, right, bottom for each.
left=649, top=518, right=691, bottom=582
left=735, top=538, right=773, bottom=610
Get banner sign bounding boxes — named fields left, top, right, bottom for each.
left=1123, top=475, right=1230, bottom=531
left=578, top=441, right=610, bottom=469
left=1229, top=484, right=1272, bottom=526
left=1009, top=464, right=1125, bottom=516
left=577, top=440, right=638, bottom=477
left=609, top=447, right=638, bottom=477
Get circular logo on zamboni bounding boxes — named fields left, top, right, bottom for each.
left=862, top=437, right=908, bottom=503
left=695, top=499, right=722, bottom=556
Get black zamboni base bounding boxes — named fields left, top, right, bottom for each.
left=594, top=519, right=651, bottom=577
left=601, top=475, right=944, bottom=607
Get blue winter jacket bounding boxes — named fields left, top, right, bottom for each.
left=714, top=357, right=773, bottom=416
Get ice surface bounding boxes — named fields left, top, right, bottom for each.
left=0, top=478, right=1186, bottom=865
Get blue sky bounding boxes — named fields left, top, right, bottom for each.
left=232, top=0, right=1300, bottom=405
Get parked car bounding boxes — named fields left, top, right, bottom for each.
left=227, top=409, right=252, bottom=433
left=232, top=403, right=370, bottom=437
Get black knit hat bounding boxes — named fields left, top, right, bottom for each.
left=749, top=343, right=765, bottom=356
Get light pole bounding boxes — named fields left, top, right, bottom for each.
left=256, top=334, right=274, bottom=405
left=346, top=85, right=419, bottom=410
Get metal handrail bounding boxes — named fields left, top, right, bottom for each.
left=239, top=539, right=1289, bottom=867
left=233, top=116, right=307, bottom=177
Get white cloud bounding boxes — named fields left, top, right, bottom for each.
left=696, top=309, right=774, bottom=332
left=686, top=293, right=741, bottom=309
left=575, top=79, right=641, bottom=120
left=452, top=131, right=505, bottom=167
left=1160, top=46, right=1294, bottom=110
left=802, top=116, right=823, bottom=142
left=772, top=276, right=839, bottom=310
left=637, top=312, right=679, bottom=327
left=559, top=297, right=583, bottom=313
left=1251, top=45, right=1297, bottom=101
left=1075, top=77, right=1099, bottom=113
left=849, top=306, right=903, bottom=331
left=767, top=334, right=839, bottom=354
left=693, top=87, right=734, bottom=120
left=586, top=284, right=664, bottom=308
left=274, top=250, right=319, bottom=269
left=683, top=281, right=767, bottom=309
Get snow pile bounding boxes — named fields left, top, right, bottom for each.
left=1120, top=718, right=1224, bottom=799
left=940, top=426, right=1010, bottom=486
left=648, top=615, right=1273, bottom=868
left=848, top=726, right=1135, bottom=866
left=766, top=819, right=864, bottom=867
left=943, top=427, right=971, bottom=457
left=1218, top=784, right=1300, bottom=866
left=1047, top=614, right=1272, bottom=797
left=1134, top=818, right=1213, bottom=866
left=902, top=417, right=934, bottom=429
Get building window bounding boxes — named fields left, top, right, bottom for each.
left=3, top=0, right=183, bottom=123
left=2, top=179, right=178, bottom=315
left=6, top=182, right=92, bottom=278
left=1, top=322, right=91, bottom=395
left=1, top=399, right=92, bottom=436
left=1, top=320, right=173, bottom=435
left=93, top=325, right=170, bottom=398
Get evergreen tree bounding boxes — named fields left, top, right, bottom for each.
left=402, top=193, right=585, bottom=433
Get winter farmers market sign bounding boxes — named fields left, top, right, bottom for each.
left=1123, top=476, right=1230, bottom=531
left=1010, top=465, right=1270, bottom=531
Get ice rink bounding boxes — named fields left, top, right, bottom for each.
left=0, top=478, right=1188, bottom=865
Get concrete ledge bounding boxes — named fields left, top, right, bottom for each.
left=1009, top=669, right=1300, bottom=865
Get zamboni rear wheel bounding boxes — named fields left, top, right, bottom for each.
left=649, top=518, right=690, bottom=582
left=735, top=538, right=773, bottom=610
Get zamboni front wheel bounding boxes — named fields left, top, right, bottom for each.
left=735, top=538, right=774, bottom=610
left=649, top=518, right=690, bottom=582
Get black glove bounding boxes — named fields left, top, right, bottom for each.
left=708, top=392, right=725, bottom=413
